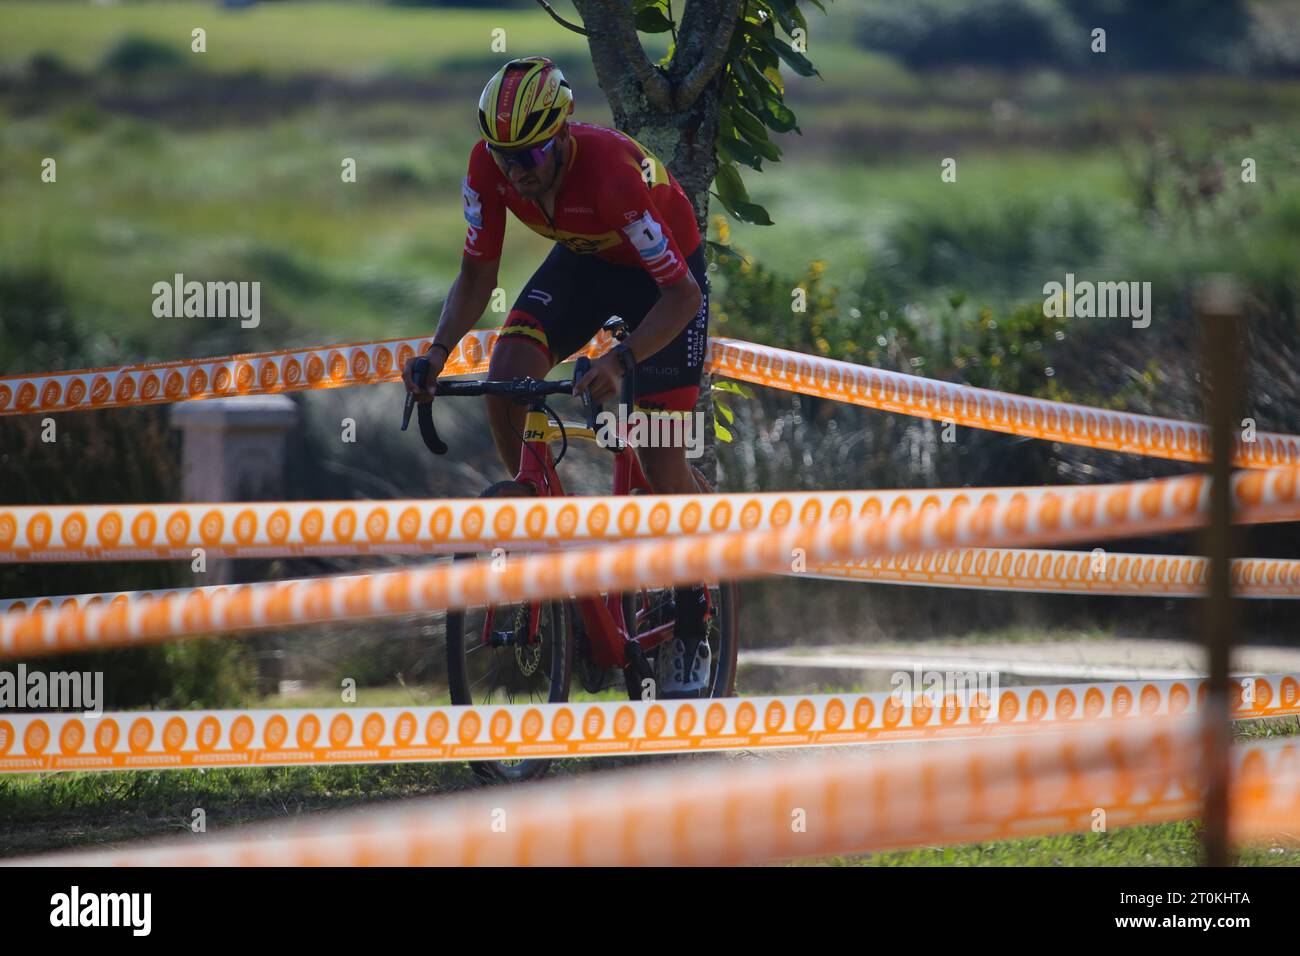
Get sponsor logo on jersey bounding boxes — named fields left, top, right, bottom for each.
left=527, top=289, right=553, bottom=306
left=462, top=178, right=484, bottom=230
left=622, top=211, right=678, bottom=278
left=561, top=236, right=609, bottom=254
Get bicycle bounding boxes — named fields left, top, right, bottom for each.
left=404, top=318, right=739, bottom=784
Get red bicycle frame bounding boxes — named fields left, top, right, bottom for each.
left=478, top=404, right=707, bottom=669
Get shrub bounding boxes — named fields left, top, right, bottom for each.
left=854, top=0, right=1083, bottom=71
left=854, top=0, right=1256, bottom=72
left=99, top=36, right=190, bottom=78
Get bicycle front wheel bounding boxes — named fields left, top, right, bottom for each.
left=445, top=480, right=573, bottom=784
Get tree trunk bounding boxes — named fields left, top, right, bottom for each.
left=572, top=0, right=738, bottom=489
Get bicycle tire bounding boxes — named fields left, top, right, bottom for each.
left=620, top=579, right=739, bottom=700
left=445, top=480, right=573, bottom=784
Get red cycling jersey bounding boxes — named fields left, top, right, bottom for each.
left=461, top=121, right=701, bottom=286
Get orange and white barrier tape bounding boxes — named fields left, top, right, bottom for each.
left=709, top=337, right=1299, bottom=470
left=0, top=488, right=1123, bottom=563
left=4, top=467, right=1300, bottom=660
left=5, top=469, right=1300, bottom=564
left=17, top=481, right=1300, bottom=564
left=3, top=675, right=1296, bottom=775
left=802, top=548, right=1300, bottom=599
left=11, top=718, right=1298, bottom=866
left=0, top=329, right=602, bottom=417
left=7, top=547, right=1299, bottom=619
left=4, top=330, right=1296, bottom=470
left=1233, top=738, right=1300, bottom=842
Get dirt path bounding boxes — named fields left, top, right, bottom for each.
left=740, top=639, right=1300, bottom=682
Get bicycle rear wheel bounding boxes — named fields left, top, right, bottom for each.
left=621, top=580, right=739, bottom=700
left=445, top=480, right=573, bottom=783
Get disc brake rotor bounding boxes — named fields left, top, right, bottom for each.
left=511, top=605, right=542, bottom=677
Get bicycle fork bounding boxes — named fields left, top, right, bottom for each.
left=479, top=603, right=544, bottom=649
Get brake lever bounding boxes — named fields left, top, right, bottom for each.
left=401, top=356, right=428, bottom=432
left=402, top=356, right=448, bottom=455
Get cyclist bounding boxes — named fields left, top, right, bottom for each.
left=402, top=56, right=712, bottom=698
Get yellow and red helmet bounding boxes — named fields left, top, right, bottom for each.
left=477, top=56, right=574, bottom=150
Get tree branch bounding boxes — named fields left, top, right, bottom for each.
left=674, top=0, right=745, bottom=109
left=573, top=0, right=672, bottom=111
left=534, top=0, right=591, bottom=37
left=614, top=17, right=672, bottom=110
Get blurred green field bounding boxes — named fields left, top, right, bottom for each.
left=4, top=1, right=1299, bottom=365
left=0, top=1, right=605, bottom=75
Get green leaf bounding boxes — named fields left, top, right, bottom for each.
left=763, top=98, right=799, bottom=133
left=717, top=106, right=735, bottom=139
left=765, top=0, right=799, bottom=34
left=736, top=124, right=781, bottom=161
left=712, top=191, right=775, bottom=226
left=718, top=135, right=764, bottom=171
left=739, top=57, right=778, bottom=96
left=705, top=239, right=745, bottom=264
left=762, top=64, right=785, bottom=96
left=714, top=420, right=733, bottom=443
left=728, top=104, right=768, bottom=143
left=713, top=161, right=750, bottom=204
left=713, top=160, right=773, bottom=227
left=635, top=7, right=674, bottom=33
left=724, top=100, right=782, bottom=160
left=713, top=380, right=756, bottom=399
left=803, top=0, right=827, bottom=13
left=735, top=61, right=799, bottom=133
left=750, top=42, right=781, bottom=73
left=633, top=0, right=664, bottom=10
left=728, top=19, right=758, bottom=56
left=764, top=35, right=819, bottom=77
left=731, top=63, right=773, bottom=120
left=774, top=0, right=808, bottom=33
left=714, top=399, right=735, bottom=424
left=734, top=199, right=774, bottom=225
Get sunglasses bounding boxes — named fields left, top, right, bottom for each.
left=488, top=136, right=556, bottom=172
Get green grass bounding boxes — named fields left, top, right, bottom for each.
left=0, top=760, right=470, bottom=857
left=1, top=96, right=1140, bottom=361
left=261, top=684, right=451, bottom=709
left=715, top=146, right=1134, bottom=298
left=809, top=821, right=1300, bottom=866
left=0, top=1, right=606, bottom=76
left=0, top=101, right=563, bottom=358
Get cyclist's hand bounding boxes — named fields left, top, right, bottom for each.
left=403, top=350, right=446, bottom=403
left=573, top=352, right=622, bottom=404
